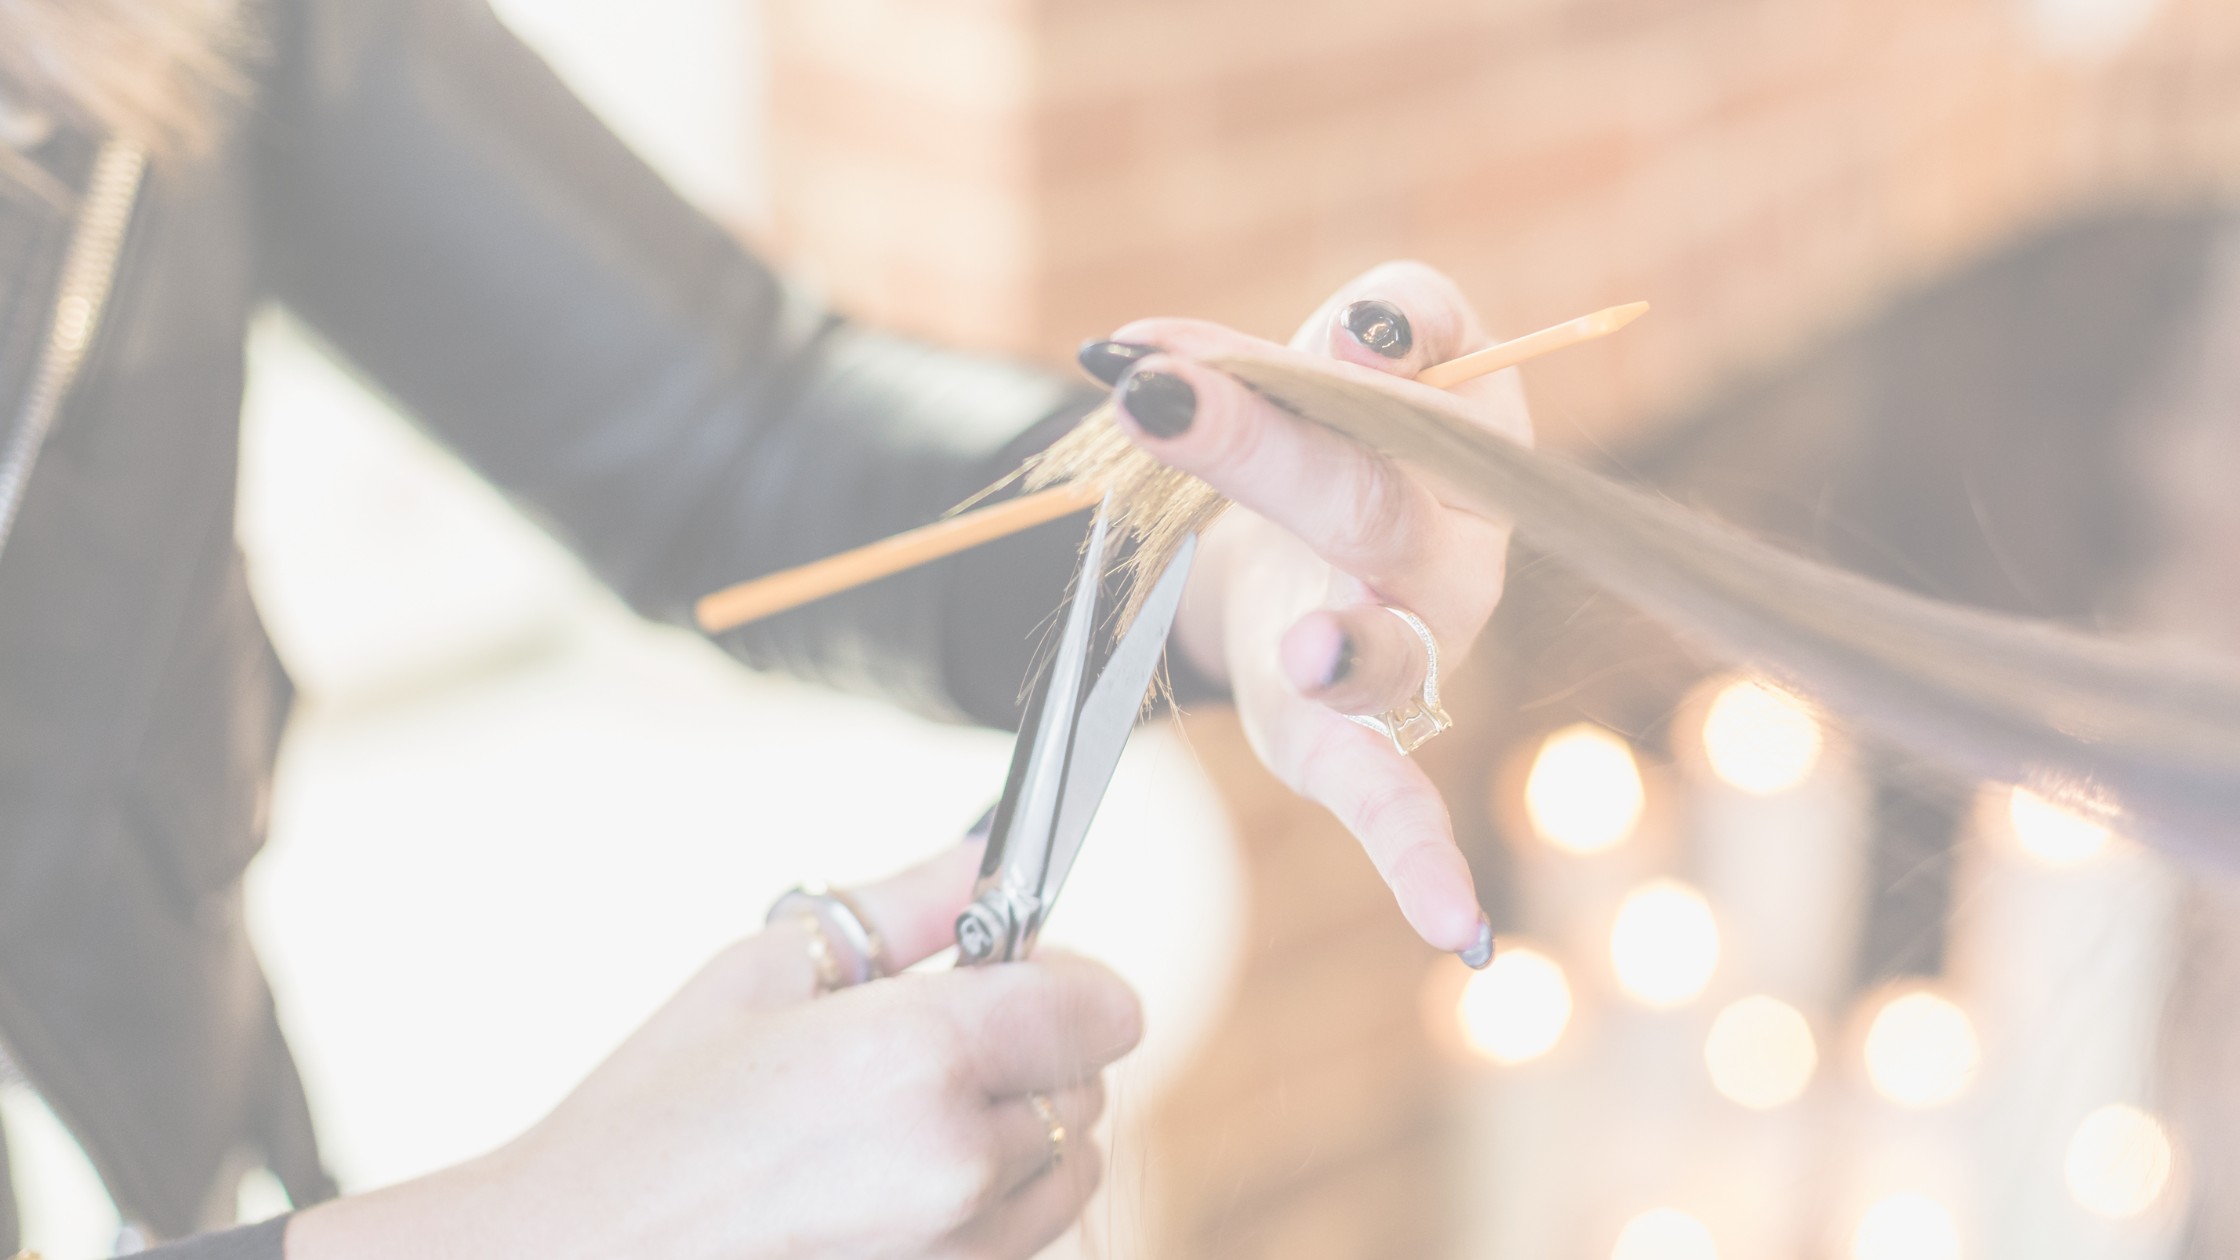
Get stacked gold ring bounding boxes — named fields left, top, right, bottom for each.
left=1028, top=1092, right=1066, bottom=1170
left=765, top=883, right=892, bottom=994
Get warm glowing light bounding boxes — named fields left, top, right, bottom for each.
left=1611, top=880, right=1719, bottom=1007
left=1704, top=995, right=1817, bottom=1109
left=2065, top=1104, right=2174, bottom=1218
left=1524, top=723, right=1645, bottom=853
left=1700, top=678, right=1823, bottom=794
left=2008, top=788, right=2110, bottom=865
left=1852, top=1193, right=1960, bottom=1260
left=1457, top=946, right=1573, bottom=1064
left=1863, top=991, right=1978, bottom=1108
left=1612, top=1208, right=1718, bottom=1260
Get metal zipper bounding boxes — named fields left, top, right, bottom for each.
left=0, top=139, right=146, bottom=563
left=0, top=139, right=152, bottom=1255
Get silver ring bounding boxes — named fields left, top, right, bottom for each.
left=1029, top=1092, right=1066, bottom=1170
left=766, top=883, right=892, bottom=994
left=1345, top=606, right=1454, bottom=756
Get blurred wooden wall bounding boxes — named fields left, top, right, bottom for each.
left=764, top=0, right=2240, bottom=451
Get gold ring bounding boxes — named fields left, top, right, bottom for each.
left=1346, top=606, right=1454, bottom=755
left=779, top=913, right=847, bottom=994
left=767, top=884, right=890, bottom=995
left=1029, top=1091, right=1066, bottom=1169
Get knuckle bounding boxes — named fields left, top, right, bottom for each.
left=1350, top=778, right=1434, bottom=847
left=1322, top=462, right=1415, bottom=570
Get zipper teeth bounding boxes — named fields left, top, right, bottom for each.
left=0, top=140, right=151, bottom=1243
left=0, top=139, right=146, bottom=561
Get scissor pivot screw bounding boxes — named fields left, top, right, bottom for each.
left=956, top=903, right=1007, bottom=965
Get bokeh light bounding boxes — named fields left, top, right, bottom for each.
left=2065, top=1104, right=2174, bottom=1218
left=1863, top=991, right=1978, bottom=1108
left=1852, top=1193, right=1960, bottom=1260
left=1700, top=678, right=1823, bottom=794
left=1704, top=995, right=1817, bottom=1109
left=1612, top=1208, right=1719, bottom=1260
left=1457, top=946, right=1573, bottom=1064
left=2008, top=788, right=2110, bottom=865
left=1524, top=723, right=1646, bottom=853
left=1611, top=880, right=1719, bottom=1007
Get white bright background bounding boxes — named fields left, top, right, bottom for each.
left=1, top=4, right=1243, bottom=1256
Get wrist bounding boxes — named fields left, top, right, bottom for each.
left=285, top=1147, right=540, bottom=1260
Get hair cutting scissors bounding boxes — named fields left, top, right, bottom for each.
left=955, top=499, right=1197, bottom=965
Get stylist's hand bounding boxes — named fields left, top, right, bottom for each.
left=1082, top=261, right=1527, bottom=960
left=288, top=842, right=1139, bottom=1260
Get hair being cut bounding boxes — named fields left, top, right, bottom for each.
left=0, top=0, right=247, bottom=186
left=1024, top=363, right=2240, bottom=863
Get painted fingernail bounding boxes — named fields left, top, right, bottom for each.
left=1077, top=339, right=1159, bottom=387
left=964, top=804, right=997, bottom=843
left=1322, top=633, right=1357, bottom=690
left=1341, top=299, right=1413, bottom=358
left=1120, top=370, right=1195, bottom=438
left=1458, top=916, right=1495, bottom=970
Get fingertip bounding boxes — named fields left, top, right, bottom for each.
left=1077, top=338, right=1158, bottom=388
left=1109, top=355, right=1250, bottom=464
left=1279, top=612, right=1350, bottom=696
left=1116, top=367, right=1196, bottom=440
left=1388, top=843, right=1484, bottom=954
left=1110, top=982, right=1146, bottom=1058
left=1338, top=299, right=1414, bottom=360
left=1302, top=261, right=1483, bottom=373
left=1026, top=949, right=1146, bottom=1059
left=1458, top=917, right=1495, bottom=970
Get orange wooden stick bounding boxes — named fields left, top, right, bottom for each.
left=1415, top=301, right=1649, bottom=390
left=693, top=301, right=1647, bottom=631
left=695, top=481, right=1105, bottom=632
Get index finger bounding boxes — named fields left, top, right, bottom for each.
left=1103, top=330, right=1504, bottom=637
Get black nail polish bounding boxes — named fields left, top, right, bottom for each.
left=1341, top=299, right=1414, bottom=358
left=1121, top=370, right=1195, bottom=438
left=964, top=804, right=997, bottom=844
left=1077, top=339, right=1159, bottom=387
left=1458, top=917, right=1495, bottom=970
left=1323, top=634, right=1357, bottom=690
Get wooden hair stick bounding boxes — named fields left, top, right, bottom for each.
left=693, top=300, right=1648, bottom=633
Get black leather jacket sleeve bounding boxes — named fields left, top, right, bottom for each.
left=131, top=1214, right=289, bottom=1260
left=251, top=0, right=1099, bottom=727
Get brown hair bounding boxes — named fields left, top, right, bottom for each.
left=0, top=0, right=248, bottom=182
left=1026, top=362, right=2240, bottom=860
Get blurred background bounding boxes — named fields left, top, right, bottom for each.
left=9, top=0, right=2240, bottom=1257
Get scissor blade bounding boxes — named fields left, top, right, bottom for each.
left=986, top=500, right=1111, bottom=905
left=1034, top=532, right=1199, bottom=916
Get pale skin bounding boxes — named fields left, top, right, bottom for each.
left=1142, top=260, right=1528, bottom=956
left=290, top=843, right=1137, bottom=1260
left=286, top=262, right=1522, bottom=1256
